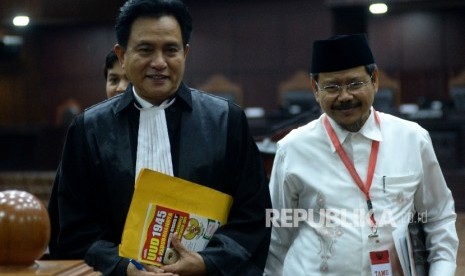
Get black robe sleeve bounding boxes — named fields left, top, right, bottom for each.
left=198, top=105, right=272, bottom=275
left=48, top=115, right=129, bottom=276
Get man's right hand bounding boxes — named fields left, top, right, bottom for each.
left=127, top=261, right=179, bottom=276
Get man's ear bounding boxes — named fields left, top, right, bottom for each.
left=311, top=78, right=320, bottom=103
left=184, top=44, right=190, bottom=58
left=114, top=44, right=125, bottom=68
left=371, top=68, right=379, bottom=92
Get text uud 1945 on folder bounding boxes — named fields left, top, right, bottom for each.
left=119, top=168, right=233, bottom=267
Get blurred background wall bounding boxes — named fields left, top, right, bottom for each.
left=0, top=0, right=463, bottom=125
left=0, top=0, right=465, bottom=172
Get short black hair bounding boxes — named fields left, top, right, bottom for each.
left=115, top=0, right=192, bottom=49
left=104, top=49, right=119, bottom=80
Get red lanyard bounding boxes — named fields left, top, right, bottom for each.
left=323, top=112, right=380, bottom=231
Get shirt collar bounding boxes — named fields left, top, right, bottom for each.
left=324, top=107, right=382, bottom=152
left=358, top=108, right=382, bottom=142
left=132, top=86, right=153, bottom=108
left=114, top=82, right=193, bottom=114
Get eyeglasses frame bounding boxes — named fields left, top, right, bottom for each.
left=314, top=74, right=374, bottom=95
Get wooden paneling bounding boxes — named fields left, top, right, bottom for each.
left=368, top=8, right=465, bottom=103
left=0, top=32, right=42, bottom=125
left=0, top=126, right=66, bottom=170
left=0, top=260, right=101, bottom=275
left=0, top=0, right=464, bottom=124
left=186, top=0, right=331, bottom=111
left=37, top=26, right=116, bottom=123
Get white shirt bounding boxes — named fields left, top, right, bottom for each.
left=133, top=87, right=175, bottom=179
left=265, top=110, right=458, bottom=275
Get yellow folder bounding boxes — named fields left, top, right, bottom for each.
left=119, top=168, right=233, bottom=267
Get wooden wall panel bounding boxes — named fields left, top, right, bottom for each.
left=0, top=0, right=464, bottom=125
left=1, top=0, right=465, bottom=173
left=186, top=0, right=331, bottom=111
left=368, top=8, right=465, bottom=104
left=0, top=74, right=19, bottom=124
left=37, top=26, right=116, bottom=123
left=444, top=11, right=465, bottom=71
left=0, top=33, right=42, bottom=125
left=399, top=12, right=444, bottom=70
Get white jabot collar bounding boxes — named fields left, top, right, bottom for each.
left=134, top=86, right=176, bottom=181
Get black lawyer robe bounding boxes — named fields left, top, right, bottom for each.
left=48, top=83, right=272, bottom=275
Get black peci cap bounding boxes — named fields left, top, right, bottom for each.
left=311, top=33, right=375, bottom=73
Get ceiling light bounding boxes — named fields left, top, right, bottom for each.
left=13, top=16, right=30, bottom=27
left=369, top=3, right=388, bottom=14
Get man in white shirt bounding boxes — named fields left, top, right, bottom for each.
left=265, top=33, right=458, bottom=275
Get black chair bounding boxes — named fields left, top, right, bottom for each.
left=199, top=74, right=243, bottom=106
left=281, top=90, right=320, bottom=115
left=373, top=88, right=397, bottom=114
left=278, top=70, right=321, bottom=117
left=375, top=70, right=400, bottom=114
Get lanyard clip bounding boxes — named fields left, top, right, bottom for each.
left=368, top=227, right=379, bottom=243
left=367, top=199, right=373, bottom=211
left=369, top=227, right=378, bottom=237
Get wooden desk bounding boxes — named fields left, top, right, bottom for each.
left=0, top=260, right=101, bottom=275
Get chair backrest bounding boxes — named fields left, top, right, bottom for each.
left=55, top=98, right=82, bottom=127
left=198, top=74, right=243, bottom=106
left=449, top=70, right=465, bottom=112
left=374, top=88, right=396, bottom=113
left=278, top=70, right=320, bottom=115
left=374, top=70, right=401, bottom=114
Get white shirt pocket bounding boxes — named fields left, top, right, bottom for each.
left=371, top=174, right=419, bottom=214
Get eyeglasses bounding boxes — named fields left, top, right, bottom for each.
left=315, top=75, right=373, bottom=95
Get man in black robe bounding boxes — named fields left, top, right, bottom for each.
left=47, top=0, right=271, bottom=275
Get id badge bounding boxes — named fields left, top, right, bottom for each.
left=370, top=250, right=393, bottom=276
